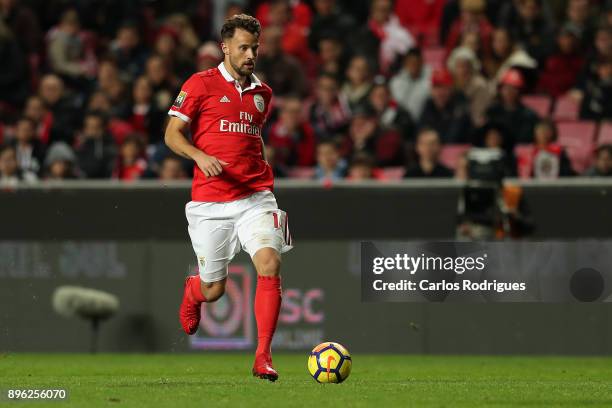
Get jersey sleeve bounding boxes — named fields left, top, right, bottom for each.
left=168, top=74, right=206, bottom=123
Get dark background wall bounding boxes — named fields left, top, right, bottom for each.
left=1, top=180, right=611, bottom=354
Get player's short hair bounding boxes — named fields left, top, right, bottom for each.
left=221, top=14, right=261, bottom=40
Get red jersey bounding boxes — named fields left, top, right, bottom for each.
left=168, top=63, right=274, bottom=202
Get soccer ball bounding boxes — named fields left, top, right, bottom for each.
left=307, top=341, right=352, bottom=383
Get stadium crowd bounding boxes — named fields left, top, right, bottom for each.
left=0, top=0, right=612, bottom=186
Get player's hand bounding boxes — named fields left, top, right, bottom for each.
left=194, top=153, right=229, bottom=177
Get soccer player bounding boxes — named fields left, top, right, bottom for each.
left=164, top=14, right=292, bottom=382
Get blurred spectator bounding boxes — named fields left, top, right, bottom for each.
left=86, top=91, right=112, bottom=116
left=44, top=141, right=78, bottom=180
left=309, top=0, right=356, bottom=52
left=125, top=76, right=166, bottom=145
left=9, top=116, right=45, bottom=176
left=341, top=55, right=373, bottom=110
left=367, top=78, right=415, bottom=140
left=145, top=55, right=177, bottom=111
left=583, top=144, right=612, bottom=176
left=0, top=18, right=28, bottom=108
left=347, top=152, right=375, bottom=180
left=38, top=74, right=80, bottom=145
left=113, top=134, right=147, bottom=180
left=153, top=24, right=195, bottom=81
left=578, top=58, right=612, bottom=120
left=0, top=144, right=36, bottom=185
left=76, top=111, right=115, bottom=179
left=0, top=0, right=41, bottom=55
left=94, top=59, right=120, bottom=96
left=306, top=72, right=351, bottom=140
left=445, top=0, right=493, bottom=56
left=197, top=42, right=223, bottom=72
left=164, top=13, right=200, bottom=56
left=354, top=0, right=415, bottom=73
left=578, top=25, right=612, bottom=84
left=389, top=48, right=431, bottom=122
left=46, top=9, right=97, bottom=85
left=481, top=122, right=518, bottom=177
left=482, top=28, right=537, bottom=81
left=23, top=95, right=52, bottom=145
left=419, top=68, right=472, bottom=144
left=257, top=0, right=312, bottom=29
left=314, top=140, right=347, bottom=181
left=485, top=69, right=539, bottom=145
left=405, top=128, right=453, bottom=177
left=314, top=34, right=347, bottom=79
left=447, top=46, right=494, bottom=126
left=530, top=119, right=575, bottom=178
left=264, top=145, right=288, bottom=178
left=265, top=96, right=316, bottom=166
left=159, top=154, right=187, bottom=180
left=341, top=104, right=403, bottom=166
left=499, top=0, right=555, bottom=63
left=564, top=0, right=597, bottom=49
left=110, top=22, right=148, bottom=81
left=537, top=24, right=585, bottom=97
left=257, top=25, right=307, bottom=97
left=260, top=0, right=310, bottom=63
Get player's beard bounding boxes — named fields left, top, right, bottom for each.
left=230, top=57, right=255, bottom=78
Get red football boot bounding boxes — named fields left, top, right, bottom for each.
left=179, top=276, right=204, bottom=335
left=252, top=353, right=278, bottom=382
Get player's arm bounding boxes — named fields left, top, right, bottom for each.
left=164, top=117, right=228, bottom=177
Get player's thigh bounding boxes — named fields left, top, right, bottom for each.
left=236, top=194, right=293, bottom=259
left=186, top=203, right=240, bottom=283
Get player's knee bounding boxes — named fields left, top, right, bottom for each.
left=254, top=249, right=281, bottom=277
left=202, top=281, right=226, bottom=302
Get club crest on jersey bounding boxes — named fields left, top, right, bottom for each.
left=173, top=91, right=187, bottom=108
left=198, top=256, right=206, bottom=269
left=253, top=94, right=265, bottom=113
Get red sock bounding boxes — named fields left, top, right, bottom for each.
left=189, top=276, right=206, bottom=303
left=254, top=276, right=282, bottom=357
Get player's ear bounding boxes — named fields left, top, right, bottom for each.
left=221, top=41, right=230, bottom=56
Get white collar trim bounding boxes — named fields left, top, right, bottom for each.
left=218, top=62, right=261, bottom=88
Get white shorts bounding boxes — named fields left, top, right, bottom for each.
left=185, top=191, right=293, bottom=282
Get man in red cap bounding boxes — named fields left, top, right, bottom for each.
left=418, top=68, right=472, bottom=144
left=485, top=68, right=539, bottom=146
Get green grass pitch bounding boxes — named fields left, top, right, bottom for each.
left=1, top=353, right=612, bottom=407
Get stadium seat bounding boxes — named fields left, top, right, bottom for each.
left=378, top=167, right=405, bottom=180
left=556, top=121, right=597, bottom=173
left=552, top=95, right=579, bottom=121
left=423, top=47, right=446, bottom=70
left=597, top=122, right=612, bottom=145
left=439, top=144, right=470, bottom=170
left=287, top=167, right=316, bottom=179
left=514, top=144, right=534, bottom=179
left=521, top=95, right=551, bottom=118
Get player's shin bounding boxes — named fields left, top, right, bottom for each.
left=254, top=275, right=282, bottom=358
